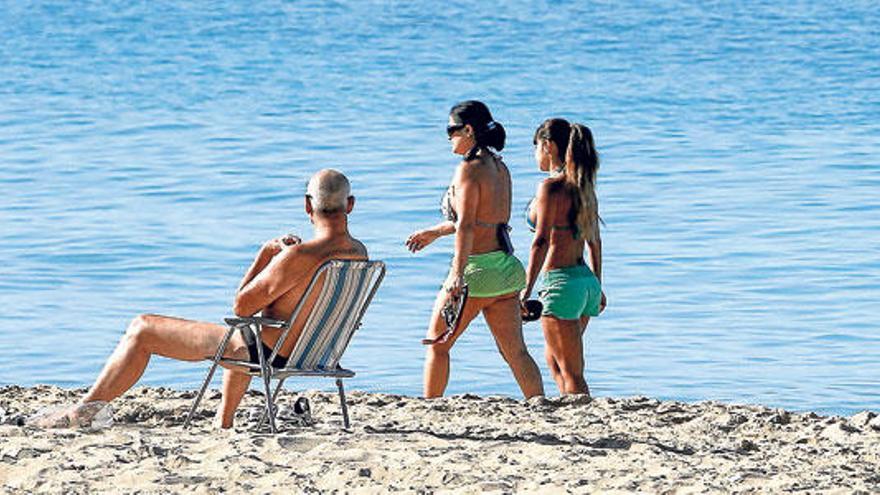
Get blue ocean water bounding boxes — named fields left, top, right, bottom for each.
left=1, top=1, right=878, bottom=415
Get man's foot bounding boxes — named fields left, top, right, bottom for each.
left=27, top=401, right=112, bottom=429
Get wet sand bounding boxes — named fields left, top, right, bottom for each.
left=1, top=385, right=879, bottom=493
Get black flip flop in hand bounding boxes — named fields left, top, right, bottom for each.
left=422, top=285, right=469, bottom=345
left=521, top=299, right=543, bottom=322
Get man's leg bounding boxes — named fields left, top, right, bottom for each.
left=215, top=368, right=252, bottom=428
left=83, top=314, right=249, bottom=403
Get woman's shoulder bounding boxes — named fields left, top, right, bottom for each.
left=539, top=176, right=568, bottom=195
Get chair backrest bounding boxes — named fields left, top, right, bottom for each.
left=275, top=260, right=385, bottom=371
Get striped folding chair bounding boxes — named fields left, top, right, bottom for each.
left=184, top=260, right=385, bottom=432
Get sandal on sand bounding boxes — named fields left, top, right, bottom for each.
left=422, top=285, right=469, bottom=345
left=276, top=397, right=314, bottom=427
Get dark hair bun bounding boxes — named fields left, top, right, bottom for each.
left=484, top=121, right=505, bottom=151
left=449, top=100, right=505, bottom=151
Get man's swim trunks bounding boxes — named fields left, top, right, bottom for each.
left=241, top=326, right=290, bottom=368
left=458, top=250, right=526, bottom=298
left=539, top=264, right=602, bottom=319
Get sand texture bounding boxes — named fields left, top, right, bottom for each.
left=1, top=385, right=879, bottom=493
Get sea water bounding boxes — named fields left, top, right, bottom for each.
left=1, top=0, right=878, bottom=415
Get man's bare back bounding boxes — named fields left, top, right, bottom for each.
left=243, top=234, right=368, bottom=358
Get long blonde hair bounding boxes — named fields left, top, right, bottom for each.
left=564, top=123, right=600, bottom=242
left=534, top=119, right=601, bottom=241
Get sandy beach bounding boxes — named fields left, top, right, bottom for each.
left=0, top=386, right=878, bottom=493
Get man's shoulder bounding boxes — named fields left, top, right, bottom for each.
left=294, top=236, right=368, bottom=261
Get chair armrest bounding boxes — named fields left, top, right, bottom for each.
left=224, top=317, right=288, bottom=329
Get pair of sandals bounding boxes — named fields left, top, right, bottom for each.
left=421, top=285, right=543, bottom=346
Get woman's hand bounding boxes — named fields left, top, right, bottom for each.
left=405, top=229, right=439, bottom=253
left=599, top=291, right=607, bottom=314
left=444, top=272, right=465, bottom=299
left=262, top=234, right=301, bottom=256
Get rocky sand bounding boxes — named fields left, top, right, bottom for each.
left=1, top=385, right=879, bottom=493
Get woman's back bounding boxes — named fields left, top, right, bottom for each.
left=455, top=151, right=513, bottom=255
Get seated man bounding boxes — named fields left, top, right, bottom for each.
left=46, top=169, right=367, bottom=429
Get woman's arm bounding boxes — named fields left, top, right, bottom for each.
left=587, top=231, right=606, bottom=313
left=448, top=163, right=480, bottom=293
left=587, top=235, right=602, bottom=282
left=405, top=220, right=455, bottom=252
left=521, top=181, right=558, bottom=300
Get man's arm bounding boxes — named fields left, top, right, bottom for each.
left=233, top=245, right=307, bottom=317
left=236, top=234, right=301, bottom=292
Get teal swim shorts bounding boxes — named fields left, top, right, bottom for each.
left=539, top=264, right=602, bottom=320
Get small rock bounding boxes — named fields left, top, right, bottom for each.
left=849, top=411, right=876, bottom=428
left=839, top=422, right=860, bottom=433
left=868, top=415, right=880, bottom=432
left=656, top=403, right=685, bottom=414
left=717, top=413, right=748, bottom=431
left=358, top=468, right=371, bottom=478
left=821, top=423, right=857, bottom=442
left=736, top=439, right=759, bottom=454
left=769, top=409, right=791, bottom=425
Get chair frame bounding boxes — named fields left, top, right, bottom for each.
left=183, top=260, right=385, bottom=432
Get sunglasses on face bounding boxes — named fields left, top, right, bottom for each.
left=446, top=123, right=466, bottom=138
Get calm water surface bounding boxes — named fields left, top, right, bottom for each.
left=1, top=1, right=878, bottom=415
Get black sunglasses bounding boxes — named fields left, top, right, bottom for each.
left=446, top=123, right=466, bottom=138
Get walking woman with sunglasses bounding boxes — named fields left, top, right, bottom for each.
left=406, top=101, right=544, bottom=399
left=521, top=118, right=606, bottom=396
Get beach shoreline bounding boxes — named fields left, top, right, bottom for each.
left=1, top=385, right=878, bottom=493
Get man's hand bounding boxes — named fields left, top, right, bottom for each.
left=262, top=234, right=301, bottom=256
left=405, top=229, right=438, bottom=253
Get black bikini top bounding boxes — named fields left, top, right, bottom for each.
left=440, top=187, right=514, bottom=255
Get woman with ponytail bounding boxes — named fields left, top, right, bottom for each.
left=522, top=118, right=606, bottom=395
left=406, top=100, right=544, bottom=399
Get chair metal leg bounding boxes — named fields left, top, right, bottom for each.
left=257, top=378, right=287, bottom=431
left=336, top=378, right=350, bottom=430
left=184, top=326, right=236, bottom=429
left=252, top=326, right=277, bottom=433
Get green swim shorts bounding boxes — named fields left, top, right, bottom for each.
left=459, top=250, right=526, bottom=298
left=539, top=264, right=602, bottom=320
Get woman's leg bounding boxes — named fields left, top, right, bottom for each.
left=482, top=295, right=544, bottom=399
left=542, top=319, right=566, bottom=393
left=542, top=315, right=589, bottom=395
left=83, top=314, right=249, bottom=403
left=423, top=290, right=484, bottom=398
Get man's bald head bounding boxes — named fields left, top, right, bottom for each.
left=307, top=169, right=352, bottom=215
